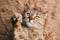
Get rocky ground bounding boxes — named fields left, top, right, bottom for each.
left=0, top=0, right=60, bottom=40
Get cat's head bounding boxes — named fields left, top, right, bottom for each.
left=24, top=9, right=48, bottom=22
left=23, top=9, right=48, bottom=28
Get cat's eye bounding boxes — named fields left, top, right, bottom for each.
left=37, top=16, right=40, bottom=18
left=27, top=13, right=30, bottom=14
left=26, top=13, right=30, bottom=15
left=35, top=16, right=40, bottom=18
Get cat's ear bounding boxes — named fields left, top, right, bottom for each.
left=42, top=11, right=48, bottom=19
left=24, top=4, right=29, bottom=13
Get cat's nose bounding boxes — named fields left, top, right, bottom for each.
left=29, top=16, right=34, bottom=20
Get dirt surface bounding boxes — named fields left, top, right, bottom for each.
left=0, top=0, right=60, bottom=40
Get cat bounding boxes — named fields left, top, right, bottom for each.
left=23, top=9, right=48, bottom=40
